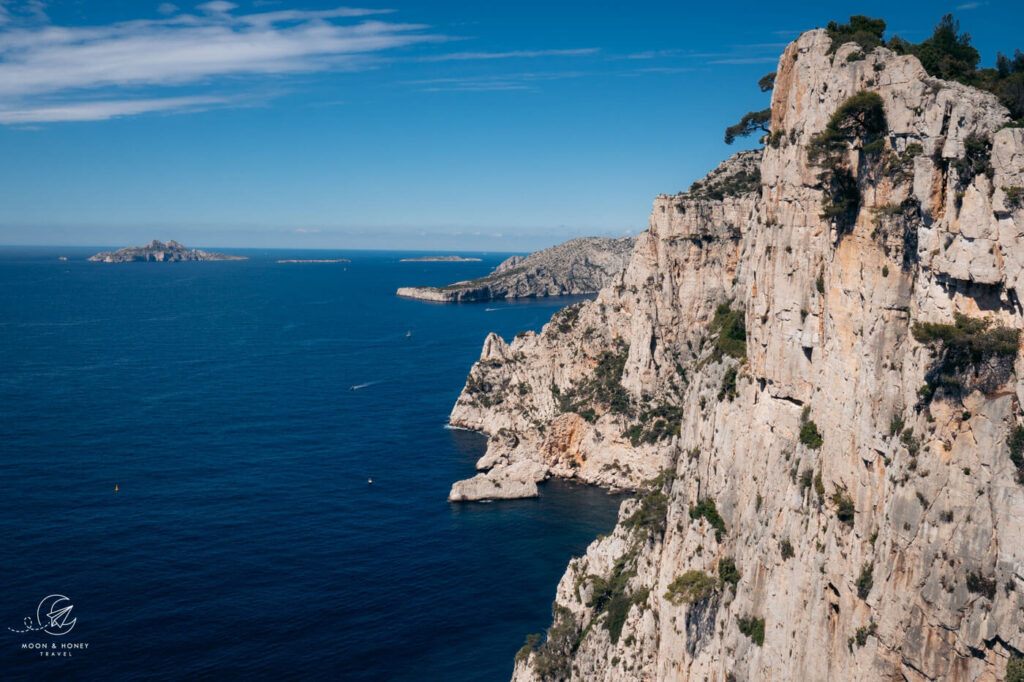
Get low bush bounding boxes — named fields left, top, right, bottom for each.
left=856, top=561, right=874, bottom=599
left=664, top=570, right=719, bottom=605
left=689, top=498, right=728, bottom=541
left=737, top=615, right=766, bottom=646
left=709, top=302, right=747, bottom=361
left=1008, top=425, right=1024, bottom=483
left=832, top=489, right=856, bottom=526
left=799, top=420, right=824, bottom=449
left=718, top=557, right=741, bottom=587
left=966, top=571, right=997, bottom=599
left=911, top=313, right=1020, bottom=400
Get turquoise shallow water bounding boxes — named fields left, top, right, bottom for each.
left=0, top=247, right=623, bottom=681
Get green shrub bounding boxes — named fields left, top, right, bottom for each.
left=624, top=488, right=669, bottom=539
left=718, top=366, right=738, bottom=401
left=623, top=403, right=683, bottom=446
left=911, top=313, right=1020, bottom=400
left=718, top=557, right=741, bottom=587
left=832, top=489, right=856, bottom=526
left=780, top=539, right=795, bottom=560
left=1008, top=656, right=1024, bottom=682
left=689, top=167, right=762, bottom=201
left=851, top=621, right=877, bottom=648
left=553, top=303, right=582, bottom=333
left=952, top=133, right=994, bottom=183
left=516, top=633, right=542, bottom=662
left=689, top=498, right=728, bottom=541
left=664, top=570, right=720, bottom=605
left=556, top=341, right=632, bottom=418
left=856, top=562, right=874, bottom=599
left=966, top=571, right=997, bottom=599
left=799, top=420, right=824, bottom=449
left=799, top=469, right=814, bottom=491
left=709, top=302, right=747, bottom=361
left=807, top=91, right=887, bottom=234
left=825, top=15, right=886, bottom=55
left=889, top=414, right=905, bottom=436
left=532, top=605, right=580, bottom=680
left=814, top=472, right=825, bottom=502
left=1005, top=186, right=1024, bottom=209
left=737, top=615, right=766, bottom=646
left=900, top=428, right=921, bottom=457
left=1008, top=425, right=1024, bottom=483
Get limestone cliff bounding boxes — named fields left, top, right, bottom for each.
left=396, top=236, right=635, bottom=303
left=450, top=29, right=1024, bottom=681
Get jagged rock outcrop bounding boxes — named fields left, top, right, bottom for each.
left=89, top=240, right=245, bottom=263
left=397, top=236, right=635, bottom=302
left=452, top=28, right=1024, bottom=681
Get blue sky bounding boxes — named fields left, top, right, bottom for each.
left=0, top=1, right=1021, bottom=251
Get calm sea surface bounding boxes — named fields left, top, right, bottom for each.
left=0, top=247, right=623, bottom=681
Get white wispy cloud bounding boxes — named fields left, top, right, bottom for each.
left=407, top=71, right=587, bottom=92
left=419, top=47, right=598, bottom=62
left=0, top=3, right=441, bottom=123
left=0, top=95, right=227, bottom=123
left=956, top=1, right=986, bottom=9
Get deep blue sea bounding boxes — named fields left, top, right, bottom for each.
left=0, top=247, right=623, bottom=681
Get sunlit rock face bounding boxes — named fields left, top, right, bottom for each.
left=453, top=28, right=1024, bottom=682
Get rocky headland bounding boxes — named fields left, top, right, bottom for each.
left=397, top=236, right=636, bottom=303
left=448, top=19, right=1024, bottom=682
left=89, top=240, right=245, bottom=263
left=399, top=255, right=483, bottom=262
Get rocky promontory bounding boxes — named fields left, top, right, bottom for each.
left=399, top=255, right=482, bottom=262
left=449, top=18, right=1024, bottom=682
left=397, top=236, right=635, bottom=302
left=89, top=240, right=246, bottom=263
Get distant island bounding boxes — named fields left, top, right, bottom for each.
left=276, top=258, right=350, bottom=264
left=396, top=236, right=635, bottom=303
left=89, top=240, right=246, bottom=263
left=399, top=255, right=482, bottom=262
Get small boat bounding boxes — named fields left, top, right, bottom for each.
left=406, top=330, right=412, bottom=338
left=368, top=478, right=373, bottom=484
left=114, top=484, right=119, bottom=492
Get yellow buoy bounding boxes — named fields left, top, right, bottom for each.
left=114, top=484, right=119, bottom=492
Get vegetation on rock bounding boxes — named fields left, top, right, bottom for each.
left=737, top=615, right=766, bottom=646
left=724, top=109, right=771, bottom=145
left=709, top=302, right=747, bottom=362
left=689, top=497, right=727, bottom=541
left=664, top=570, right=719, bottom=605
left=799, top=420, right=824, bottom=449
left=856, top=562, right=874, bottom=599
left=911, top=313, right=1020, bottom=400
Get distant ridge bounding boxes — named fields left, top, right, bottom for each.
left=396, top=236, right=635, bottom=302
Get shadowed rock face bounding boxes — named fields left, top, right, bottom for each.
left=88, top=240, right=246, bottom=263
left=450, top=29, right=1024, bottom=682
left=396, top=236, right=636, bottom=302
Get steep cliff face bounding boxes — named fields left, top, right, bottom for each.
left=451, top=28, right=1024, bottom=681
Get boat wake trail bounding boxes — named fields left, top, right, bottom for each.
left=349, top=381, right=382, bottom=391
